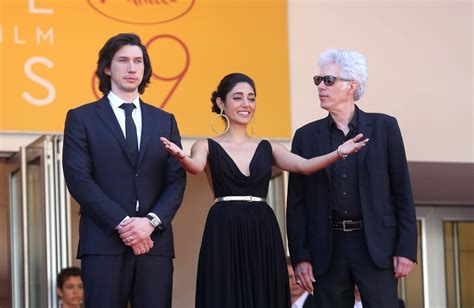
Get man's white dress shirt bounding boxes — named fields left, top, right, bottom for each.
left=292, top=291, right=309, bottom=308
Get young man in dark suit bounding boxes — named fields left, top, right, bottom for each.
left=287, top=49, right=417, bottom=308
left=63, top=33, right=186, bottom=308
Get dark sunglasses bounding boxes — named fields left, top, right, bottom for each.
left=313, top=75, right=352, bottom=86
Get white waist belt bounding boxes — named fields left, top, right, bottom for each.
left=214, top=196, right=266, bottom=203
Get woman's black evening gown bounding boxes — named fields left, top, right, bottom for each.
left=195, top=139, right=290, bottom=308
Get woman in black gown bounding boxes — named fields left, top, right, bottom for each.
left=161, top=73, right=368, bottom=308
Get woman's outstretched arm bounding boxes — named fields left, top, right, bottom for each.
left=272, top=133, right=368, bottom=175
left=160, top=137, right=209, bottom=175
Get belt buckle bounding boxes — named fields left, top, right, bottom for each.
left=342, top=220, right=355, bottom=232
left=244, top=196, right=252, bottom=202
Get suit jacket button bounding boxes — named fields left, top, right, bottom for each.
left=135, top=173, right=139, bottom=177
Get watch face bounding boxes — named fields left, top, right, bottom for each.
left=147, top=215, right=159, bottom=227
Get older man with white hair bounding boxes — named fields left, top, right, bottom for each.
left=287, top=49, right=417, bottom=308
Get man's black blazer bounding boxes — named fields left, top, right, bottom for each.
left=63, top=96, right=186, bottom=258
left=287, top=106, right=417, bottom=276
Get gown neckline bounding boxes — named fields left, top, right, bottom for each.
left=208, top=139, right=266, bottom=178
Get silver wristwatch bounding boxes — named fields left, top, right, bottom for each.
left=146, top=214, right=160, bottom=228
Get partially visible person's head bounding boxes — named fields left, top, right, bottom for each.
left=315, top=49, right=367, bottom=112
left=210, top=73, right=256, bottom=115
left=57, top=267, right=83, bottom=308
left=287, top=257, right=305, bottom=303
left=96, top=33, right=152, bottom=95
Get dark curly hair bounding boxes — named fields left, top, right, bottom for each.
left=96, top=33, right=153, bottom=95
left=211, top=73, right=256, bottom=114
left=57, top=267, right=81, bottom=289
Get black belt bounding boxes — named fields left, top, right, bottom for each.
left=332, top=220, right=363, bottom=232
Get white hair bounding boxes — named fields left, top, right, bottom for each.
left=318, top=49, right=368, bottom=101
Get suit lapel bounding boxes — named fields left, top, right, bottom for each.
left=315, top=116, right=332, bottom=184
left=95, top=97, right=136, bottom=166
left=137, top=101, right=157, bottom=166
left=356, top=106, right=373, bottom=169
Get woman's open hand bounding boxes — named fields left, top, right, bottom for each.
left=338, top=133, right=369, bottom=157
left=160, top=137, right=186, bottom=160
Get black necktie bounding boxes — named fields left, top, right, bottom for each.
left=119, top=103, right=139, bottom=165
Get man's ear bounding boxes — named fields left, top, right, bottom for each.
left=57, top=287, right=63, bottom=299
left=104, top=67, right=111, bottom=76
left=348, top=80, right=358, bottom=96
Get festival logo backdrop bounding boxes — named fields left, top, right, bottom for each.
left=0, top=0, right=290, bottom=138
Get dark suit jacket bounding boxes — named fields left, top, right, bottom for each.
left=287, top=106, right=417, bottom=276
left=63, top=96, right=186, bottom=258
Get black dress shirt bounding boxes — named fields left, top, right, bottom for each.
left=329, top=112, right=362, bottom=221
